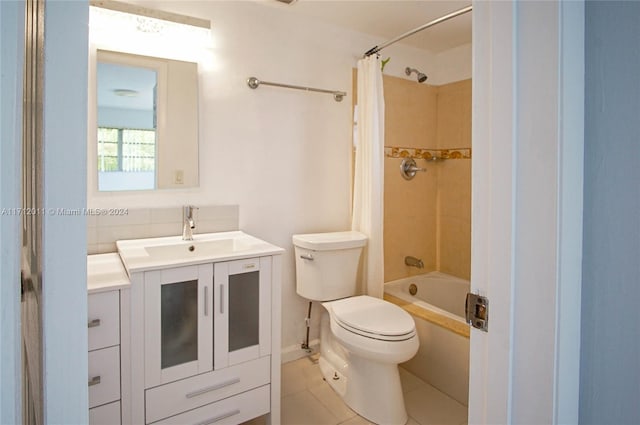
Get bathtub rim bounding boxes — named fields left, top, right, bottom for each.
left=384, top=272, right=470, bottom=338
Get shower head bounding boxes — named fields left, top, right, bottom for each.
left=405, top=67, right=428, bottom=83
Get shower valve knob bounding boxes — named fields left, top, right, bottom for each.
left=400, top=158, right=426, bottom=180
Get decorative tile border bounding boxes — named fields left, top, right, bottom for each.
left=384, top=146, right=472, bottom=160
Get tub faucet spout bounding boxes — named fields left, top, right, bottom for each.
left=405, top=256, right=424, bottom=269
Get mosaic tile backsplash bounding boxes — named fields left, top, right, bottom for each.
left=384, top=146, right=472, bottom=160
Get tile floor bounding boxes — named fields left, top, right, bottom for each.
left=244, top=355, right=467, bottom=425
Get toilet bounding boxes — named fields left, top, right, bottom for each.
left=293, top=231, right=419, bottom=425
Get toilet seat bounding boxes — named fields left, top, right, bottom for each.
left=328, top=295, right=416, bottom=342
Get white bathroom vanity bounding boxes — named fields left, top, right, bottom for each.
left=87, top=231, right=283, bottom=425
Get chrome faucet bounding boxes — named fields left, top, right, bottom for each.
left=182, top=205, right=197, bottom=241
left=404, top=256, right=424, bottom=269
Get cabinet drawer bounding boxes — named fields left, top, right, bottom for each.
left=89, top=400, right=121, bottom=425
left=88, top=291, right=120, bottom=351
left=88, top=346, right=121, bottom=409
left=150, top=384, right=270, bottom=425
left=145, top=356, right=270, bottom=424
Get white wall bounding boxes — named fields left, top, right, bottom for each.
left=433, top=42, right=472, bottom=85
left=88, top=0, right=470, bottom=353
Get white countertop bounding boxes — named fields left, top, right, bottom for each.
left=87, top=253, right=130, bottom=294
left=116, top=231, right=285, bottom=274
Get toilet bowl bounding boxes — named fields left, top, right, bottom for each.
left=292, top=231, right=419, bottom=425
left=325, top=295, right=418, bottom=364
left=320, top=296, right=418, bottom=425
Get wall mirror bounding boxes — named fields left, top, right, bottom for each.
left=95, top=50, right=199, bottom=191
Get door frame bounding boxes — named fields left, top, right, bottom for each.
left=0, top=1, right=89, bottom=423
left=469, top=1, right=584, bottom=423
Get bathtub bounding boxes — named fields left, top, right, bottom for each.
left=384, top=271, right=470, bottom=405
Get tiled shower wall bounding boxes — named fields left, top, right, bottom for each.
left=381, top=76, right=471, bottom=281
left=383, top=76, right=439, bottom=281
left=435, top=80, right=471, bottom=280
left=87, top=205, right=239, bottom=254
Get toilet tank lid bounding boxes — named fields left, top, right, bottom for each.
left=292, top=231, right=367, bottom=251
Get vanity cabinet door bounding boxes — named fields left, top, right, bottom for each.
left=144, top=264, right=213, bottom=387
left=214, top=257, right=271, bottom=369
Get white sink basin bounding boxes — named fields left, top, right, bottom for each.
left=116, top=231, right=284, bottom=273
left=144, top=237, right=257, bottom=259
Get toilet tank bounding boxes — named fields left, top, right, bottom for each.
left=292, top=231, right=367, bottom=301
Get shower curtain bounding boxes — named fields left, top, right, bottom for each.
left=352, top=55, right=385, bottom=298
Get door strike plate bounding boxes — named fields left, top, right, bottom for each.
left=465, top=293, right=489, bottom=332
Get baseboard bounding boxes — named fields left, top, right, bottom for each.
left=281, top=339, right=320, bottom=363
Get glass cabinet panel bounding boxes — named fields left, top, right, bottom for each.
left=144, top=264, right=213, bottom=388
left=214, top=257, right=271, bottom=369
left=228, top=271, right=259, bottom=352
left=161, top=279, right=198, bottom=369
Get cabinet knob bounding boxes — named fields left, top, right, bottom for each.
left=87, top=319, right=101, bottom=328
left=88, top=376, right=101, bottom=387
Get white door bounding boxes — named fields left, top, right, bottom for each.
left=469, top=1, right=584, bottom=424
left=144, top=264, right=214, bottom=387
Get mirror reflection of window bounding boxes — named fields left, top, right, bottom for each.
left=96, top=62, right=157, bottom=191
left=93, top=50, right=199, bottom=191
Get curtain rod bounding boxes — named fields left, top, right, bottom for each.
left=364, top=5, right=472, bottom=57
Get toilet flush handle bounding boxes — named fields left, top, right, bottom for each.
left=300, top=253, right=314, bottom=261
